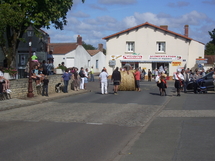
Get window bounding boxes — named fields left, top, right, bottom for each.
left=157, top=42, right=166, bottom=52
left=126, top=42, right=135, bottom=52
left=96, top=60, right=98, bottom=69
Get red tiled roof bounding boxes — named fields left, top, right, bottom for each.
left=87, top=50, right=100, bottom=56
left=204, top=55, right=215, bottom=64
left=49, top=43, right=78, bottom=54
left=102, top=22, right=202, bottom=43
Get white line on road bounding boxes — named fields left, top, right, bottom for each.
left=86, top=123, right=103, bottom=125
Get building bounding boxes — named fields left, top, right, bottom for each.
left=50, top=35, right=106, bottom=72
left=0, top=27, right=49, bottom=78
left=204, top=55, right=215, bottom=70
left=87, top=44, right=106, bottom=73
left=102, top=22, right=205, bottom=78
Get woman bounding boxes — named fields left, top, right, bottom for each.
left=62, top=69, right=72, bottom=93
left=156, top=71, right=167, bottom=96
left=72, top=68, right=79, bottom=91
left=84, top=68, right=89, bottom=90
left=173, top=69, right=184, bottom=96
left=0, top=74, right=11, bottom=94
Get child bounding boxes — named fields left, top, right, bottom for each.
left=31, top=65, right=41, bottom=86
left=42, top=75, right=49, bottom=96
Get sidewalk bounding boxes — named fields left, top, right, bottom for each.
left=0, top=89, right=89, bottom=112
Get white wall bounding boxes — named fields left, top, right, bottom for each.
left=105, top=25, right=204, bottom=76
left=74, top=45, right=91, bottom=70
left=91, top=51, right=106, bottom=73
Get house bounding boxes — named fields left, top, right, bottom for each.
left=204, top=55, right=215, bottom=70
left=102, top=22, right=205, bottom=78
left=87, top=44, right=106, bottom=73
left=50, top=35, right=106, bottom=72
left=0, top=27, right=49, bottom=78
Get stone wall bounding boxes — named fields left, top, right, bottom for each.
left=9, top=75, right=69, bottom=98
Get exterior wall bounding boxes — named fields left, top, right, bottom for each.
left=105, top=25, right=205, bottom=76
left=53, top=45, right=91, bottom=70
left=91, top=51, right=106, bottom=73
left=9, top=74, right=71, bottom=98
left=53, top=50, right=75, bottom=68
left=73, top=45, right=91, bottom=70
left=187, top=40, right=205, bottom=71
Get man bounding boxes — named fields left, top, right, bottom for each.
left=183, top=69, right=190, bottom=93
left=193, top=70, right=201, bottom=94
left=134, top=67, right=141, bottom=92
left=173, top=69, right=184, bottom=96
left=89, top=66, right=94, bottom=82
left=148, top=69, right=152, bottom=81
left=99, top=69, right=109, bottom=94
left=111, top=67, right=121, bottom=95
left=79, top=67, right=85, bottom=90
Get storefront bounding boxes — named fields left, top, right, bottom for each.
left=110, top=54, right=184, bottom=79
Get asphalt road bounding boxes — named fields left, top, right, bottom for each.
left=0, top=80, right=215, bottom=161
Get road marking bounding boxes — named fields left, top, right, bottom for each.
left=159, top=110, right=215, bottom=117
left=86, top=123, right=103, bottom=125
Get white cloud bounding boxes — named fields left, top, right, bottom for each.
left=45, top=9, right=213, bottom=48
left=69, top=11, right=90, bottom=18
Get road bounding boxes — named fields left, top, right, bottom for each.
left=0, top=80, right=215, bottom=161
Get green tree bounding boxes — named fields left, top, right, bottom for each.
left=0, top=0, right=85, bottom=67
left=205, top=29, right=215, bottom=55
left=82, top=41, right=96, bottom=50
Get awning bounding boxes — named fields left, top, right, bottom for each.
left=120, top=60, right=172, bottom=63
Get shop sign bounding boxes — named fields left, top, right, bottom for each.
left=172, top=62, right=182, bottom=66
left=123, top=55, right=142, bottom=59
left=196, top=58, right=207, bottom=64
left=110, top=55, right=122, bottom=60
left=149, top=55, right=182, bottom=60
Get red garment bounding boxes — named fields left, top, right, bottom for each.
left=134, top=71, right=141, bottom=80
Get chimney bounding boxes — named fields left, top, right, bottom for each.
left=184, top=25, right=189, bottom=37
left=98, top=44, right=103, bottom=52
left=77, top=35, right=82, bottom=45
left=160, top=25, right=168, bottom=30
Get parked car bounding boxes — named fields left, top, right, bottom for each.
left=187, top=72, right=214, bottom=91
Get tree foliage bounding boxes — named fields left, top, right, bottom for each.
left=205, top=28, right=215, bottom=55
left=0, top=0, right=85, bottom=67
left=82, top=41, right=96, bottom=50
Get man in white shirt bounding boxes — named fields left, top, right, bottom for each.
left=173, top=69, right=184, bottom=96
left=99, top=69, right=109, bottom=94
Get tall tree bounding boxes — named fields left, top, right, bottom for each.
left=0, top=0, right=85, bottom=67
left=205, top=28, right=215, bottom=55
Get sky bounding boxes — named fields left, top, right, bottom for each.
left=44, top=0, right=215, bottom=49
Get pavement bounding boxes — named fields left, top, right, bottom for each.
left=2, top=78, right=215, bottom=161
left=0, top=85, right=91, bottom=112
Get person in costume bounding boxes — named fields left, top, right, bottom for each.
left=173, top=69, right=184, bottom=96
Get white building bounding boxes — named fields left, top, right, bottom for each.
left=87, top=44, right=106, bottom=73
left=103, top=22, right=205, bottom=79
left=50, top=35, right=106, bottom=72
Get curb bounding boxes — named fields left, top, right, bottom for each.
left=0, top=90, right=89, bottom=112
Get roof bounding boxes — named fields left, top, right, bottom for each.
left=87, top=50, right=100, bottom=56
left=49, top=43, right=78, bottom=54
left=102, top=22, right=194, bottom=42
left=204, top=55, right=215, bottom=64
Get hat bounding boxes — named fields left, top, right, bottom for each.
left=177, top=68, right=182, bottom=72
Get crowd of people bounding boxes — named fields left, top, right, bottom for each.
left=1, top=59, right=215, bottom=98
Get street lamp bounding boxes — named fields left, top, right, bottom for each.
left=27, top=25, right=34, bottom=98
